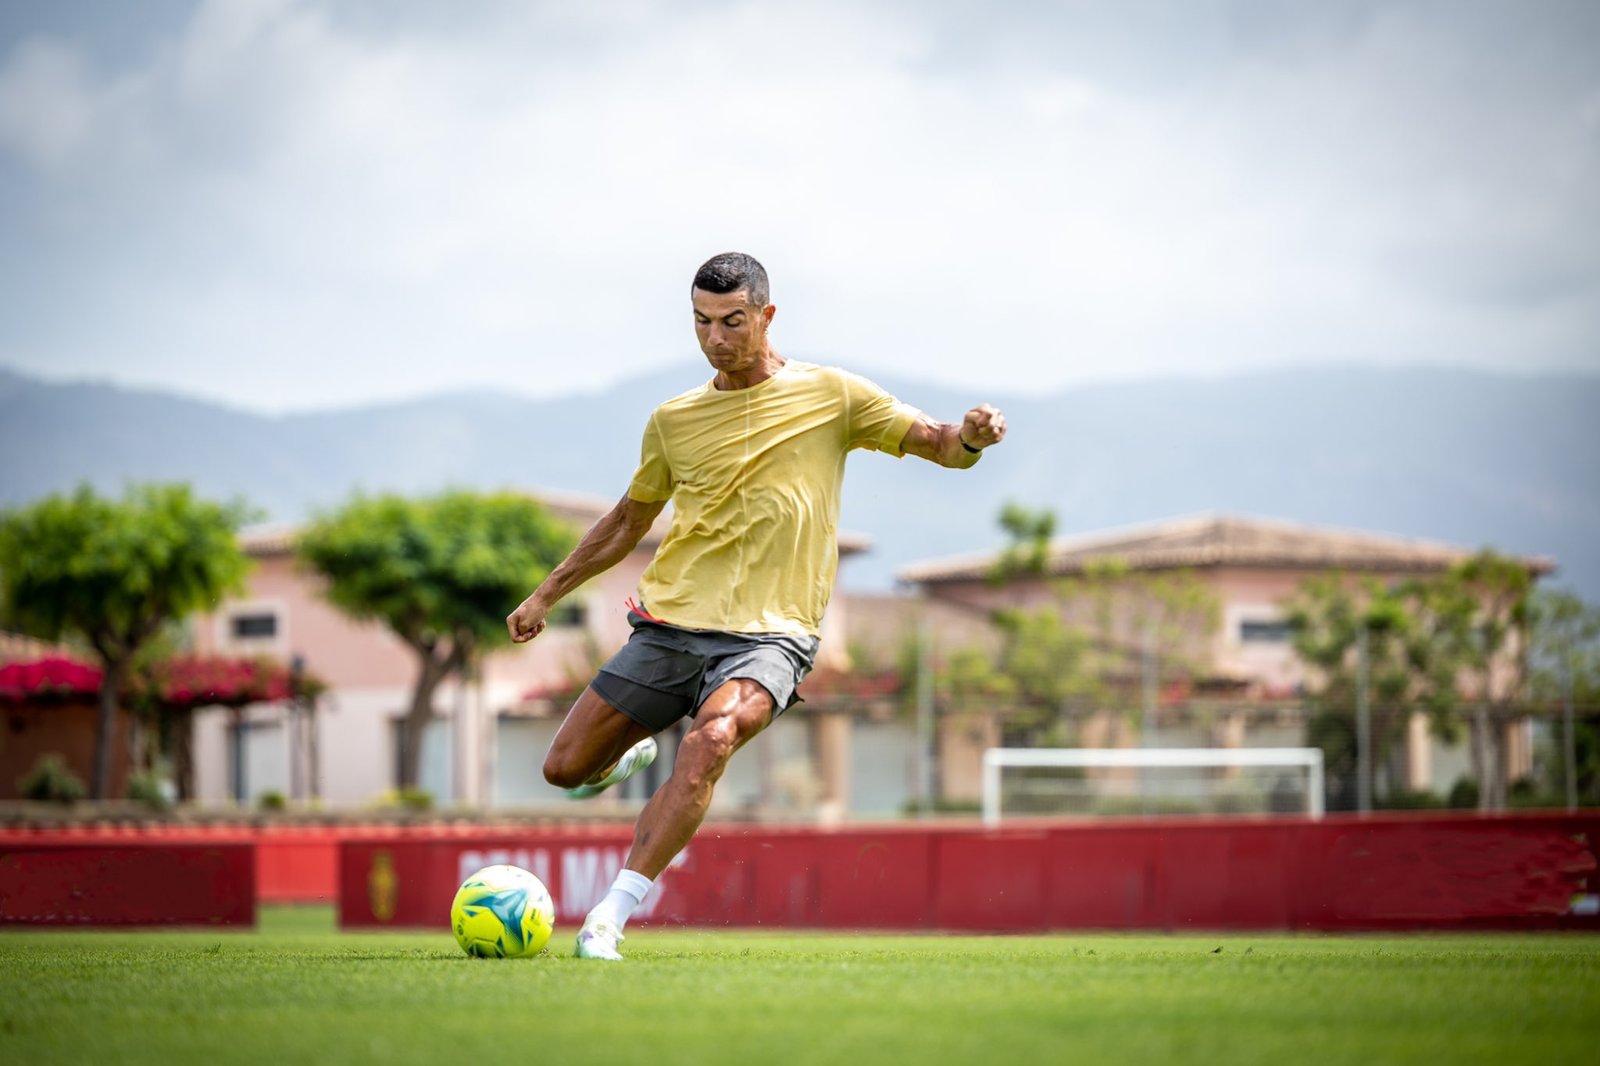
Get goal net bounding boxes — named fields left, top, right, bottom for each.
left=981, top=747, right=1325, bottom=827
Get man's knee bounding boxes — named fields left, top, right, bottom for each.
left=678, top=716, right=740, bottom=774
left=543, top=750, right=587, bottom=790
left=542, top=686, right=648, bottom=789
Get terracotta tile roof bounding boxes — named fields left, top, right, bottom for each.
left=237, top=523, right=301, bottom=556
left=238, top=488, right=870, bottom=557
left=897, top=513, right=1554, bottom=584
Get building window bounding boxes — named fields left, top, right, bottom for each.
left=1239, top=620, right=1292, bottom=644
left=231, top=612, right=279, bottom=640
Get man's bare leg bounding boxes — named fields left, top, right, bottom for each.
left=574, top=678, right=774, bottom=960
left=623, top=678, right=775, bottom=877
left=542, top=685, right=654, bottom=790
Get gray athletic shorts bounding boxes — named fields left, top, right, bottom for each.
left=589, top=608, right=820, bottom=733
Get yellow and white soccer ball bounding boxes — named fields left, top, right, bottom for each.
left=450, top=864, right=555, bottom=959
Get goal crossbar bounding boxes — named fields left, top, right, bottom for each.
left=981, top=747, right=1325, bottom=827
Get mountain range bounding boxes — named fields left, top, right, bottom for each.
left=2, top=363, right=1597, bottom=600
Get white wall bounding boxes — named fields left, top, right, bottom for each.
left=850, top=720, right=917, bottom=817
left=193, top=703, right=292, bottom=804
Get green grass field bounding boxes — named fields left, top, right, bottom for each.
left=1, top=907, right=1596, bottom=1065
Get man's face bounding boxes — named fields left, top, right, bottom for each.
left=692, top=287, right=773, bottom=373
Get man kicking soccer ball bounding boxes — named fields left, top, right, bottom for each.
left=506, top=252, right=1006, bottom=960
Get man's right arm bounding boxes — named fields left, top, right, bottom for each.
left=506, top=494, right=667, bottom=643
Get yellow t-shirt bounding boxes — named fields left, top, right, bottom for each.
left=627, top=361, right=920, bottom=636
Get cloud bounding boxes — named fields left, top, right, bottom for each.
left=0, top=40, right=97, bottom=167
left=0, top=0, right=1596, bottom=411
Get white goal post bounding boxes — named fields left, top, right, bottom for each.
left=981, top=747, right=1326, bottom=827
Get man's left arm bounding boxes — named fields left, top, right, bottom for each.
left=898, top=403, right=1006, bottom=468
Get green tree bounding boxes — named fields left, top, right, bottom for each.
left=296, top=491, right=575, bottom=790
left=993, top=502, right=1056, bottom=582
left=0, top=484, right=252, bottom=798
left=1065, top=558, right=1221, bottom=722
left=1526, top=589, right=1600, bottom=805
left=1286, top=576, right=1458, bottom=808
left=1431, top=552, right=1535, bottom=810
left=1287, top=551, right=1544, bottom=811
left=941, top=506, right=1219, bottom=748
left=941, top=608, right=1095, bottom=746
left=1528, top=589, right=1600, bottom=704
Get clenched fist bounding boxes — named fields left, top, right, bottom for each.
left=961, top=404, right=1006, bottom=450
left=506, top=597, right=549, bottom=644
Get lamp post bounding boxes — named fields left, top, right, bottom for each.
left=1564, top=662, right=1577, bottom=813
left=229, top=706, right=246, bottom=804
left=289, top=654, right=305, bottom=802
left=1141, top=621, right=1157, bottom=746
left=1356, top=623, right=1372, bottom=814
left=916, top=609, right=934, bottom=820
left=290, top=653, right=319, bottom=803
left=1141, top=621, right=1157, bottom=815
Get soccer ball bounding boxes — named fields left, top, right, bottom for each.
left=450, top=864, right=555, bottom=959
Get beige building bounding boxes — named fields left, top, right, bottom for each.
left=876, top=513, right=1554, bottom=805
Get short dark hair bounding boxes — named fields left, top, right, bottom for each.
left=692, top=252, right=769, bottom=307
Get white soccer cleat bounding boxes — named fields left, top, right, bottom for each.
left=574, top=919, right=626, bottom=961
left=565, top=737, right=658, bottom=800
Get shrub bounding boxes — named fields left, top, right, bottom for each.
left=371, top=787, right=435, bottom=812
left=126, top=772, right=172, bottom=812
left=18, top=754, right=86, bottom=804
left=1447, top=776, right=1480, bottom=809
left=1506, top=776, right=1563, bottom=810
left=398, top=787, right=433, bottom=811
left=257, top=790, right=288, bottom=811
left=1376, top=789, right=1446, bottom=811
left=899, top=798, right=983, bottom=816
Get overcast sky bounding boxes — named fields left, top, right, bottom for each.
left=1, top=0, right=1597, bottom=413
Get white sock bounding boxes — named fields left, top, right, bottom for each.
left=585, top=868, right=654, bottom=930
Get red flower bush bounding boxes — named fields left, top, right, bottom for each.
left=138, top=655, right=319, bottom=712
left=0, top=657, right=103, bottom=704
left=0, top=654, right=323, bottom=711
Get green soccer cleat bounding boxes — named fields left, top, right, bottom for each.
left=564, top=737, right=658, bottom=800
left=574, top=918, right=625, bottom=961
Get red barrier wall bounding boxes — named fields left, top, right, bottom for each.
left=4, top=813, right=1592, bottom=930
left=257, top=828, right=340, bottom=904
left=0, top=836, right=256, bottom=926
left=338, top=813, right=1600, bottom=933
